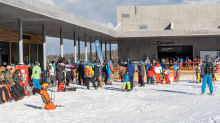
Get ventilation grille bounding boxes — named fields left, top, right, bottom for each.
left=122, top=14, right=130, bottom=18
left=139, top=25, right=148, bottom=30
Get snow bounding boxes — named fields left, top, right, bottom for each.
left=0, top=80, right=220, bottom=123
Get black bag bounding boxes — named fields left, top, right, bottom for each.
left=205, top=62, right=213, bottom=75
left=148, top=66, right=153, bottom=71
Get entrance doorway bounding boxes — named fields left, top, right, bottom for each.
left=158, top=46, right=193, bottom=62
left=2, top=54, right=8, bottom=67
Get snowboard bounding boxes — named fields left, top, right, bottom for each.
left=64, top=86, right=77, bottom=92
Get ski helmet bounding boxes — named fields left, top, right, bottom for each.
left=41, top=83, right=49, bottom=90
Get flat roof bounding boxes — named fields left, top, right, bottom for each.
left=0, top=0, right=117, bottom=43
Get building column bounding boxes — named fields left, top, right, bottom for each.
left=42, top=24, right=46, bottom=70
left=36, top=44, right=38, bottom=61
left=105, top=40, right=107, bottom=60
left=85, top=34, right=87, bottom=61
left=90, top=38, right=92, bottom=62
left=109, top=40, right=111, bottom=60
left=74, top=32, right=77, bottom=63
left=60, top=28, right=63, bottom=57
left=9, top=42, right=11, bottom=65
left=18, top=19, right=23, bottom=63
left=78, top=38, right=80, bottom=60
left=101, top=41, right=102, bottom=51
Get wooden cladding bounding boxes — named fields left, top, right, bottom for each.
left=0, top=29, right=43, bottom=44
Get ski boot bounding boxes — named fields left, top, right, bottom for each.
left=122, top=89, right=125, bottom=92
left=201, top=92, right=205, bottom=95
left=147, top=82, right=150, bottom=85
left=95, top=86, right=99, bottom=90
left=210, top=92, right=214, bottom=95
left=7, top=98, right=13, bottom=103
left=127, top=89, right=130, bottom=92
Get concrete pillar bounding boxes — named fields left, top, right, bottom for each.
left=74, top=32, right=77, bottom=63
left=90, top=38, right=92, bottom=62
left=60, top=28, right=63, bottom=57
left=78, top=38, right=80, bottom=60
left=101, top=41, right=102, bottom=51
left=18, top=19, right=23, bottom=63
left=110, top=40, right=111, bottom=60
left=42, top=24, right=46, bottom=70
left=85, top=34, right=87, bottom=61
left=105, top=40, right=107, bottom=60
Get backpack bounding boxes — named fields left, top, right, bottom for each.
left=85, top=68, right=91, bottom=77
left=205, top=62, right=213, bottom=75
left=148, top=66, right=153, bottom=71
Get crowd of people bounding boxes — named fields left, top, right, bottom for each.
left=0, top=55, right=217, bottom=109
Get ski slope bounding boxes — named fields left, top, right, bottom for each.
left=0, top=80, right=220, bottom=123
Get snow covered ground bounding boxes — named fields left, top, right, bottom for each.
left=0, top=80, right=220, bottom=123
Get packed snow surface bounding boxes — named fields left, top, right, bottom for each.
left=0, top=80, right=220, bottom=123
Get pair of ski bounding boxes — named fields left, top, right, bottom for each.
left=35, top=105, right=65, bottom=110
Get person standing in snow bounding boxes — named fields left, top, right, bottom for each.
left=173, top=62, right=179, bottom=82
left=85, top=63, right=99, bottom=90
left=155, top=62, right=162, bottom=84
left=201, top=55, right=214, bottom=95
left=147, top=65, right=155, bottom=85
left=164, top=66, right=170, bottom=84
left=138, top=61, right=145, bottom=87
left=126, top=60, right=135, bottom=90
left=31, top=62, right=42, bottom=90
left=145, top=61, right=151, bottom=82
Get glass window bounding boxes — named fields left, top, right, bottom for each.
left=23, top=43, right=29, bottom=64
left=38, top=45, right=43, bottom=68
left=11, top=42, right=19, bottom=65
left=30, top=44, right=36, bottom=62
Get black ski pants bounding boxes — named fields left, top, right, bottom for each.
left=15, top=84, right=25, bottom=96
left=0, top=86, right=10, bottom=101
left=66, top=71, right=72, bottom=83
left=78, top=74, right=85, bottom=85
left=94, top=74, right=100, bottom=85
left=10, top=86, right=21, bottom=100
left=140, top=76, right=145, bottom=86
left=86, top=77, right=97, bottom=89
left=130, top=77, right=134, bottom=89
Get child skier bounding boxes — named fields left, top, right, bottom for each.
left=40, top=83, right=56, bottom=110
left=196, top=64, right=201, bottom=83
left=121, top=70, right=131, bottom=92
left=164, top=66, right=170, bottom=84
left=155, top=62, right=162, bottom=84
left=147, top=65, right=155, bottom=85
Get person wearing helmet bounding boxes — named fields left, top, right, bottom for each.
left=155, top=62, right=162, bottom=84
left=40, top=83, right=56, bottom=110
left=106, top=60, right=113, bottom=85
left=85, top=62, right=98, bottom=90
left=13, top=70, right=25, bottom=97
left=201, top=55, right=215, bottom=95
left=77, top=61, right=85, bottom=85
left=138, top=61, right=145, bottom=87
left=56, top=59, right=66, bottom=87
left=31, top=61, right=42, bottom=90
left=127, top=60, right=135, bottom=90
left=121, top=70, right=131, bottom=91
left=94, top=61, right=101, bottom=87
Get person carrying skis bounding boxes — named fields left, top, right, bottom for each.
left=126, top=60, right=135, bottom=90
left=155, top=62, right=162, bottom=84
left=173, top=62, right=179, bottom=82
left=31, top=62, right=41, bottom=90
left=164, top=65, right=170, bottom=84
left=121, top=70, right=131, bottom=92
left=201, top=55, right=215, bottom=95
left=40, top=83, right=56, bottom=110
left=85, top=63, right=99, bottom=90
left=137, top=61, right=145, bottom=87
left=147, top=65, right=155, bottom=85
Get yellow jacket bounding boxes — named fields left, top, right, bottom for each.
left=86, top=66, right=94, bottom=77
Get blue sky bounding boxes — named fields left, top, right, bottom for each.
left=43, top=0, right=220, bottom=55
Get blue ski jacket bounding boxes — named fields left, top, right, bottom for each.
left=127, top=64, right=135, bottom=77
left=145, top=63, right=151, bottom=73
left=123, top=74, right=130, bottom=82
left=173, top=64, right=178, bottom=71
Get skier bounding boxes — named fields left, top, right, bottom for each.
left=94, top=61, right=101, bottom=87
left=31, top=62, right=41, bottom=90
left=121, top=70, right=131, bottom=92
left=13, top=70, right=25, bottom=97
left=155, top=62, right=162, bottom=84
left=65, top=59, right=73, bottom=86
left=147, top=65, right=155, bottom=85
left=103, top=60, right=108, bottom=84
left=49, top=63, right=55, bottom=86
left=145, top=61, right=151, bottom=82
left=138, top=61, right=145, bottom=87
left=196, top=64, right=201, bottom=83
left=201, top=55, right=214, bottom=95
left=164, top=65, right=170, bottom=84
left=56, top=58, right=65, bottom=87
left=173, top=62, right=179, bottom=82
left=40, top=83, right=56, bottom=110
left=106, top=60, right=113, bottom=85
left=77, top=61, right=85, bottom=85
left=85, top=63, right=99, bottom=90
left=126, top=60, right=135, bottom=90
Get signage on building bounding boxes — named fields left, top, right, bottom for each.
left=157, top=41, right=174, bottom=45
left=159, top=47, right=182, bottom=52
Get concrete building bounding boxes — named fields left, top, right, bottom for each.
left=1, top=0, right=220, bottom=69
left=116, top=4, right=220, bottom=61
